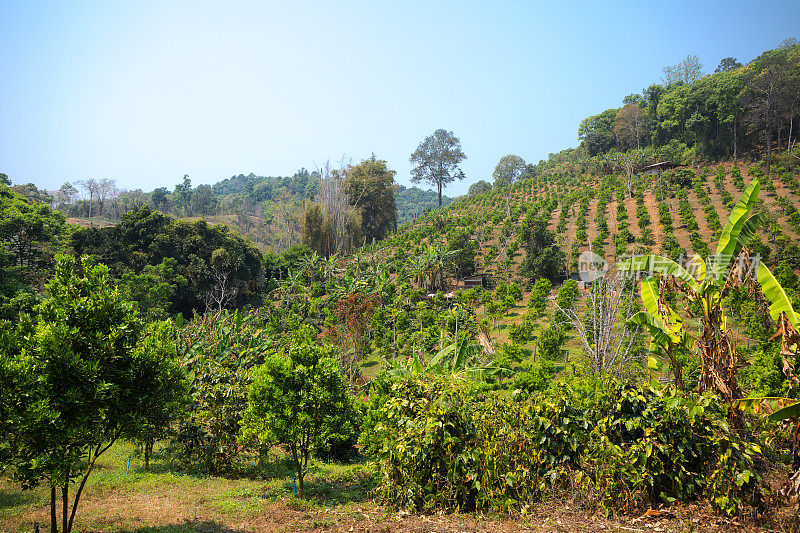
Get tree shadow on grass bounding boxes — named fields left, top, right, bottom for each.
left=128, top=519, right=239, bottom=532
left=0, top=489, right=36, bottom=511
left=282, top=471, right=377, bottom=505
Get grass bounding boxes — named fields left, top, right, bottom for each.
left=0, top=440, right=377, bottom=533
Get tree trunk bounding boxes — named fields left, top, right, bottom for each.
left=62, top=483, right=69, bottom=533
left=733, top=113, right=738, bottom=164
left=51, top=485, right=58, bottom=533
left=144, top=440, right=152, bottom=471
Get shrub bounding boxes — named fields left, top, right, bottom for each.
left=367, top=376, right=764, bottom=516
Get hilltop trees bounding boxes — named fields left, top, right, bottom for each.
left=410, top=129, right=467, bottom=207
left=578, top=109, right=618, bottom=156
left=566, top=43, right=799, bottom=166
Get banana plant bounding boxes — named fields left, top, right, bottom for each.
left=619, top=179, right=762, bottom=407
left=627, top=276, right=692, bottom=389
left=385, top=331, right=502, bottom=379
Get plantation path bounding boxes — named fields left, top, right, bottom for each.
left=642, top=190, right=662, bottom=253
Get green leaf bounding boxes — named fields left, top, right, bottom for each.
left=618, top=254, right=699, bottom=294
left=757, top=262, right=799, bottom=329
left=769, top=400, right=800, bottom=422
left=711, top=179, right=760, bottom=282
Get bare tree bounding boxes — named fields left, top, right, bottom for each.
left=79, top=179, right=99, bottom=218
left=662, top=54, right=704, bottom=86
left=204, top=270, right=236, bottom=315
left=318, top=158, right=355, bottom=255
left=96, top=178, right=117, bottom=217
left=553, top=272, right=642, bottom=375
left=614, top=103, right=646, bottom=150
left=742, top=56, right=784, bottom=177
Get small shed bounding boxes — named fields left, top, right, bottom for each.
left=636, top=161, right=683, bottom=176
left=461, top=273, right=488, bottom=289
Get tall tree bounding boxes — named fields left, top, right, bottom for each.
left=742, top=52, right=785, bottom=177
left=409, top=129, right=467, bottom=207
left=614, top=103, right=647, bottom=149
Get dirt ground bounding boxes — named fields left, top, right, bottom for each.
left=6, top=488, right=798, bottom=533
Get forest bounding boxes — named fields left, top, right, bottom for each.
left=2, top=40, right=800, bottom=533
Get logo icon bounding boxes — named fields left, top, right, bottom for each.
left=578, top=250, right=607, bottom=283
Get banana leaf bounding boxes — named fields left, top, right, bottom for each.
left=712, top=179, right=760, bottom=282
left=618, top=254, right=700, bottom=294
left=769, top=400, right=800, bottom=422
left=758, top=262, right=799, bottom=330
left=733, top=396, right=799, bottom=418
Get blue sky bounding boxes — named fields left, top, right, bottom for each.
left=1, top=0, right=798, bottom=196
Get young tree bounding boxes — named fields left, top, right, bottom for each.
left=528, top=278, right=552, bottom=316
left=328, top=292, right=380, bottom=385
left=122, top=320, right=188, bottom=470
left=409, top=129, right=467, bottom=207
left=0, top=255, right=182, bottom=533
left=239, top=333, right=357, bottom=498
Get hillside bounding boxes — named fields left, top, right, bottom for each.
left=385, top=158, right=800, bottom=288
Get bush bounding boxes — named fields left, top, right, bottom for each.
left=367, top=376, right=766, bottom=516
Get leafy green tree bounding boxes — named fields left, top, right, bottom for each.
left=578, top=109, right=618, bottom=155
left=537, top=324, right=566, bottom=361
left=492, top=154, right=526, bottom=188
left=150, top=186, right=169, bottom=211
left=519, top=215, right=565, bottom=282
left=240, top=333, right=357, bottom=498
left=715, top=57, right=742, bottom=73
left=468, top=180, right=492, bottom=196
left=123, top=320, right=187, bottom=470
left=190, top=184, right=217, bottom=215
left=172, top=175, right=192, bottom=215
left=409, top=129, right=467, bottom=207
left=72, top=206, right=264, bottom=316
left=0, top=255, right=181, bottom=533
left=344, top=155, right=397, bottom=242
left=528, top=278, right=552, bottom=316
left=0, top=184, right=68, bottom=319
left=446, top=227, right=478, bottom=279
